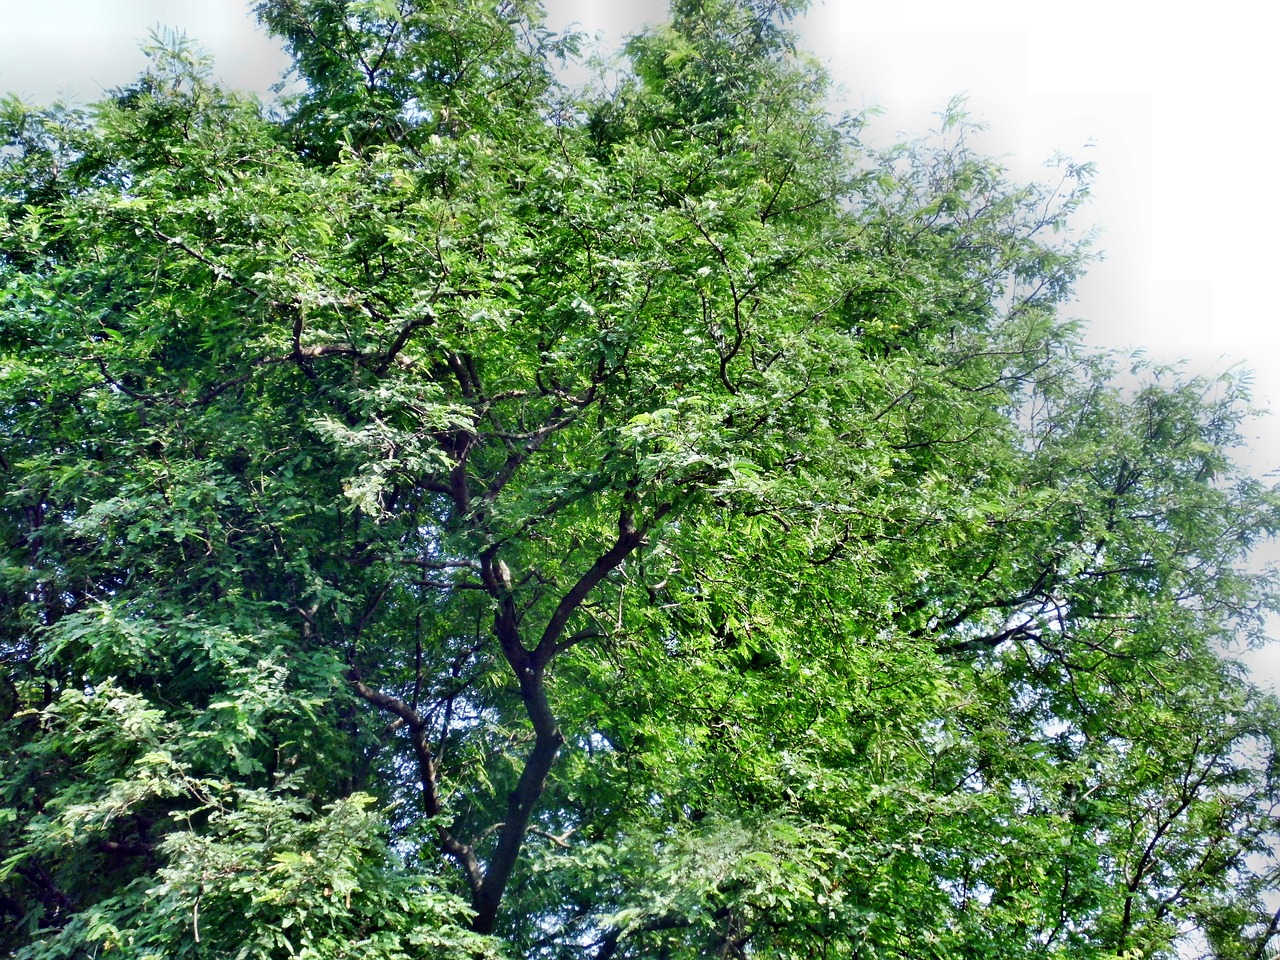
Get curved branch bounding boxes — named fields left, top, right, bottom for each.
left=347, top=671, right=483, bottom=895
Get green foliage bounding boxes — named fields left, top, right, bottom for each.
left=2, top=2, right=1279, bottom=958
left=19, top=784, right=496, bottom=959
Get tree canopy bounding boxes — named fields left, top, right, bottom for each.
left=2, top=1, right=1279, bottom=957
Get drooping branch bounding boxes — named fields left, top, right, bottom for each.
left=347, top=671, right=484, bottom=895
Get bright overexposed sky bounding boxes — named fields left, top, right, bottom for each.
left=2, top=0, right=1278, bottom=683
left=5, top=1, right=1266, bottom=441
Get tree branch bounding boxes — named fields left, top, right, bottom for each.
left=535, top=497, right=673, bottom=664
left=347, top=671, right=483, bottom=895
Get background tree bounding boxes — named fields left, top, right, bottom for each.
left=2, top=1, right=1278, bottom=957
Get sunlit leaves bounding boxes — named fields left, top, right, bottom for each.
left=2, top=1, right=1278, bottom=958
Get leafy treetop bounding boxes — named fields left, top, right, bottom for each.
left=1, top=2, right=1278, bottom=958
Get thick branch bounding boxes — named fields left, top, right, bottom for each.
left=534, top=499, right=673, bottom=664
left=1250, top=905, right=1280, bottom=960
left=468, top=497, right=677, bottom=932
left=373, top=316, right=434, bottom=376
left=935, top=620, right=1038, bottom=656
left=470, top=667, right=564, bottom=934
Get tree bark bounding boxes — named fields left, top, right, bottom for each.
left=470, top=667, right=564, bottom=934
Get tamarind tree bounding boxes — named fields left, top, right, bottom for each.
left=2, top=1, right=1278, bottom=957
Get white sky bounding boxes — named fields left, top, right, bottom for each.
left=2, top=0, right=1278, bottom=684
